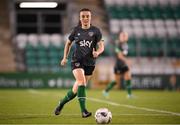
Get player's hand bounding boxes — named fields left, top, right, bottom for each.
left=60, top=58, right=68, bottom=66
left=92, top=48, right=99, bottom=58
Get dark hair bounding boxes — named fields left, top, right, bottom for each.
left=78, top=8, right=91, bottom=26
left=79, top=8, right=91, bottom=13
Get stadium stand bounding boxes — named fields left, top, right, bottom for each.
left=0, top=0, right=179, bottom=76
left=106, top=0, right=180, bottom=58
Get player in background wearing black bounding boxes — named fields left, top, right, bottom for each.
left=103, top=31, right=133, bottom=98
left=54, top=8, right=104, bottom=118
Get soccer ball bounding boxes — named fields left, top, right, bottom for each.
left=95, top=108, right=112, bottom=124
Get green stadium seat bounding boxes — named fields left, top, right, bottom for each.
left=49, top=57, right=59, bottom=66
left=148, top=38, right=164, bottom=57
left=118, top=6, right=131, bottom=19
left=37, top=58, right=49, bottom=66
left=152, top=6, right=163, bottom=19
left=48, top=44, right=62, bottom=58
left=162, top=6, right=174, bottom=19
left=173, top=6, right=180, bottom=19
left=36, top=44, right=48, bottom=58
left=167, top=37, right=180, bottom=57
left=140, top=6, right=153, bottom=19
left=129, top=6, right=141, bottom=19
left=25, top=43, right=36, bottom=58
left=25, top=43, right=38, bottom=72
left=167, top=42, right=176, bottom=57
left=26, top=58, right=36, bottom=67
left=26, top=57, right=38, bottom=72
left=107, top=5, right=180, bottom=19
left=25, top=49, right=35, bottom=58
left=139, top=37, right=149, bottom=56
left=128, top=37, right=137, bottom=56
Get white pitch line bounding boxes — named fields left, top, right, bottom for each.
left=87, top=97, right=180, bottom=116
left=27, top=89, right=63, bottom=97
left=26, top=90, right=180, bottom=117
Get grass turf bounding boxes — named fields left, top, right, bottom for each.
left=0, top=89, right=179, bottom=124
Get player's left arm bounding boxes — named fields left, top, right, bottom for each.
left=93, top=40, right=104, bottom=58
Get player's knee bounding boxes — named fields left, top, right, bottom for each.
left=124, top=71, right=131, bottom=80
left=76, top=80, right=86, bottom=85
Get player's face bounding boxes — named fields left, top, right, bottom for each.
left=119, top=32, right=128, bottom=43
left=80, top=11, right=91, bottom=27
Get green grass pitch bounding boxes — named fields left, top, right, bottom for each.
left=0, top=89, right=180, bottom=124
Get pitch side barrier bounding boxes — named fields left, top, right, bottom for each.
left=0, top=73, right=179, bottom=89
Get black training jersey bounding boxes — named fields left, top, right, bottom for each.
left=68, top=25, right=102, bottom=66
left=114, top=40, right=128, bottom=64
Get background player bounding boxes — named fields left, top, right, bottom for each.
left=103, top=31, right=133, bottom=98
left=54, top=8, right=104, bottom=118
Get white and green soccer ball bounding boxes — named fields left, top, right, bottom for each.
left=95, top=108, right=112, bottom=124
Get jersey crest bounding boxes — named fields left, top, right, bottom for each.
left=88, top=31, right=94, bottom=37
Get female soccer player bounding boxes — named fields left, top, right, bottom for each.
left=103, top=31, right=133, bottom=98
left=54, top=8, right=104, bottom=118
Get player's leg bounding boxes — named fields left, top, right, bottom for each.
left=54, top=81, right=78, bottom=115
left=103, top=66, right=121, bottom=97
left=124, top=70, right=132, bottom=97
left=84, top=66, right=95, bottom=86
left=104, top=74, right=120, bottom=92
left=77, top=66, right=95, bottom=117
left=73, top=68, right=91, bottom=118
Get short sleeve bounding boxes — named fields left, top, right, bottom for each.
left=95, top=28, right=102, bottom=42
left=68, top=28, right=76, bottom=42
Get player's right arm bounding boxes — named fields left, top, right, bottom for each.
left=61, top=40, right=72, bottom=66
left=117, top=51, right=127, bottom=63
left=61, top=27, right=76, bottom=66
left=115, top=46, right=128, bottom=63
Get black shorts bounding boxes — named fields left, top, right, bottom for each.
left=114, top=59, right=129, bottom=74
left=71, top=60, right=95, bottom=75
left=114, top=65, right=129, bottom=74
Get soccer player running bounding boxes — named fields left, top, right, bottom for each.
left=103, top=31, right=133, bottom=98
left=54, top=8, right=104, bottom=118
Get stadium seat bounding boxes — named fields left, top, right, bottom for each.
left=123, top=26, right=134, bottom=37
left=147, top=0, right=158, bottom=6
left=148, top=37, right=164, bottom=57
left=140, top=6, right=153, bottom=19
left=144, top=26, right=156, bottom=38
left=155, top=26, right=167, bottom=38
left=28, top=34, right=39, bottom=47
left=25, top=43, right=36, bottom=58
left=166, top=26, right=178, bottom=37
left=39, top=34, right=50, bottom=47
left=37, top=57, right=49, bottom=69
left=137, top=0, right=147, bottom=6
left=173, top=6, right=180, bottom=19
left=159, top=0, right=169, bottom=6
left=110, top=19, right=120, bottom=33
left=16, top=34, right=28, bottom=49
left=36, top=43, right=47, bottom=58
left=167, top=37, right=180, bottom=57
left=139, top=37, right=150, bottom=56
left=129, top=6, right=141, bottom=19
left=128, top=37, right=137, bottom=56
left=133, top=26, right=144, bottom=38
left=50, top=34, right=63, bottom=47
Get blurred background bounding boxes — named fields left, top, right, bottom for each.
left=0, top=0, right=179, bottom=90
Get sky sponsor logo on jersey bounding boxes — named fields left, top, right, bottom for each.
left=79, top=40, right=93, bottom=48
